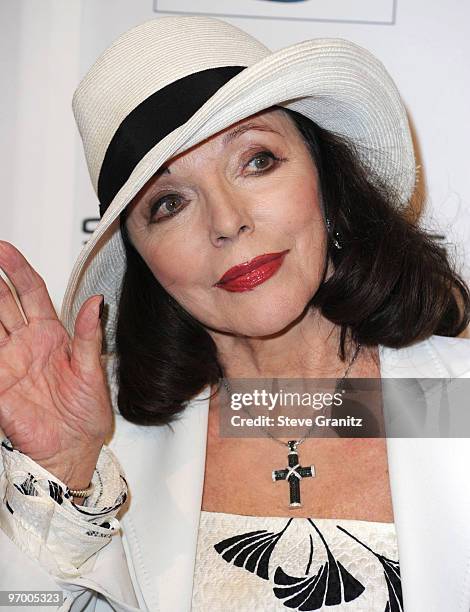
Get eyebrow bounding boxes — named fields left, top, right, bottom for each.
left=158, top=122, right=283, bottom=176
left=221, top=122, right=283, bottom=147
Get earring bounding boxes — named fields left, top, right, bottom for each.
left=326, top=217, right=343, bottom=250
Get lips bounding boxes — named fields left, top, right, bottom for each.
left=215, top=250, right=290, bottom=288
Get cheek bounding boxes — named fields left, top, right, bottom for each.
left=277, top=175, right=328, bottom=280
left=142, top=235, right=205, bottom=293
left=272, top=173, right=325, bottom=244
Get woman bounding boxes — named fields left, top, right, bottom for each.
left=1, top=15, right=470, bottom=612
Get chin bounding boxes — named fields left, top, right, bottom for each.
left=228, top=300, right=309, bottom=338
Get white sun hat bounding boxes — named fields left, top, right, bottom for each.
left=60, top=15, right=416, bottom=352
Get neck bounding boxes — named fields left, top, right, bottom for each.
left=208, top=306, right=379, bottom=380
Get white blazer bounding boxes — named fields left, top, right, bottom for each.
left=1, top=334, right=470, bottom=612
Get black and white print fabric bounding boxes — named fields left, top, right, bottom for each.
left=192, top=510, right=403, bottom=611
left=0, top=436, right=128, bottom=578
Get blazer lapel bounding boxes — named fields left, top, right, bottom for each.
left=109, top=385, right=211, bottom=611
left=110, top=336, right=470, bottom=611
left=380, top=337, right=470, bottom=612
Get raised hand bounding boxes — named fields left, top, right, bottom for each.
left=0, top=241, right=114, bottom=491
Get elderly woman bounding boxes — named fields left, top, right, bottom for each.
left=1, top=15, right=470, bottom=612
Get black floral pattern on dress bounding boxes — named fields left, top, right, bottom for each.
left=213, top=517, right=403, bottom=611
left=214, top=519, right=292, bottom=580
left=273, top=519, right=365, bottom=609
left=337, top=525, right=403, bottom=612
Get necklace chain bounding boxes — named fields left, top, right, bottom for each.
left=221, top=343, right=362, bottom=449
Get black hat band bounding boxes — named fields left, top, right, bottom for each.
left=97, top=65, right=246, bottom=217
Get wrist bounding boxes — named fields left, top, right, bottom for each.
left=63, top=466, right=97, bottom=506
left=38, top=444, right=103, bottom=493
left=69, top=481, right=95, bottom=506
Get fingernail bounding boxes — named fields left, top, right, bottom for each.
left=98, top=295, right=105, bottom=319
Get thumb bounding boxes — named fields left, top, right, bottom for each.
left=70, top=294, right=105, bottom=379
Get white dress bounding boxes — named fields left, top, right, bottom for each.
left=192, top=510, right=402, bottom=611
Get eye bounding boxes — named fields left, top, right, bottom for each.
left=149, top=194, right=186, bottom=223
left=246, top=151, right=283, bottom=174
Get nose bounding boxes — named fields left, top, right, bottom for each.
left=208, top=184, right=254, bottom=246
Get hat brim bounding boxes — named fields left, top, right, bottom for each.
left=60, top=37, right=415, bottom=349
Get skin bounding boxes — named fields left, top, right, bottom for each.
left=126, top=107, right=353, bottom=379
left=0, top=107, right=391, bottom=517
left=125, top=107, right=394, bottom=521
left=0, top=246, right=110, bottom=505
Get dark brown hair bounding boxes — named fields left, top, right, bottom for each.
left=116, top=107, right=470, bottom=426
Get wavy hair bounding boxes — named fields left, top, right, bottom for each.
left=115, top=107, right=470, bottom=426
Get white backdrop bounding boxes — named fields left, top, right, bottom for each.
left=1, top=0, right=469, bottom=335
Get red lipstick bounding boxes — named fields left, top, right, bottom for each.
left=215, top=250, right=289, bottom=292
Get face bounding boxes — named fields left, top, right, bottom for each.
left=125, top=107, right=329, bottom=337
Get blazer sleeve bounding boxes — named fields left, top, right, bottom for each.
left=0, top=438, right=142, bottom=611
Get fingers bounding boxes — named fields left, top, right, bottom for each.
left=70, top=295, right=104, bottom=379
left=0, top=241, right=57, bottom=324
left=0, top=269, right=27, bottom=334
left=0, top=320, right=8, bottom=347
